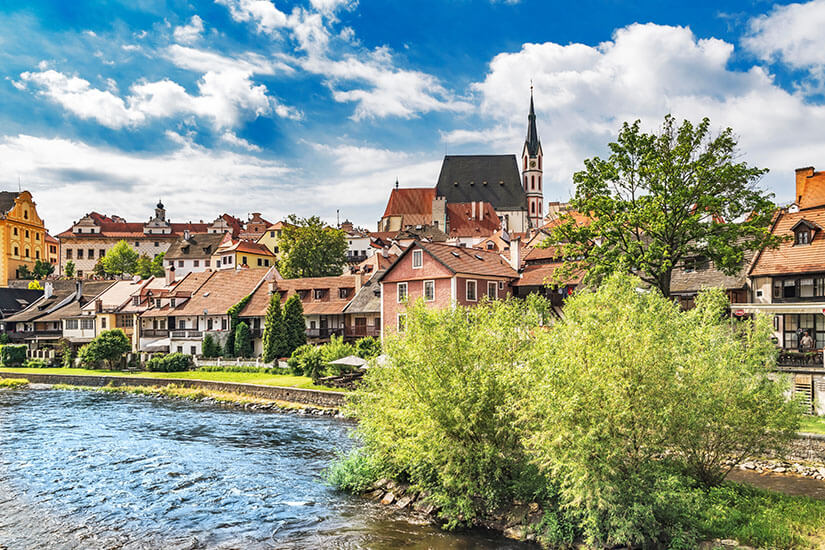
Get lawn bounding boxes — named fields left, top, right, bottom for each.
left=0, top=367, right=338, bottom=392
left=800, top=416, right=825, bottom=436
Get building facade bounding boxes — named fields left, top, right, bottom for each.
left=0, top=191, right=50, bottom=285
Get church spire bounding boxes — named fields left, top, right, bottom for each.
left=525, top=86, right=540, bottom=156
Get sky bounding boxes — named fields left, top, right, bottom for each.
left=2, top=0, right=825, bottom=234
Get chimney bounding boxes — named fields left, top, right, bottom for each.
left=43, top=282, right=53, bottom=300
left=166, top=265, right=175, bottom=286
left=471, top=201, right=476, bottom=220
left=509, top=237, right=521, bottom=270
left=95, top=299, right=103, bottom=314
left=431, top=196, right=447, bottom=230
left=354, top=272, right=363, bottom=293
left=479, top=202, right=484, bottom=221
left=796, top=166, right=817, bottom=209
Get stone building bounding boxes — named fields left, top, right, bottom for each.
left=0, top=191, right=50, bottom=285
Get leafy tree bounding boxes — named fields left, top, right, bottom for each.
left=150, top=252, right=166, bottom=277
left=278, top=215, right=347, bottom=278
left=135, top=254, right=153, bottom=279
left=32, top=260, right=54, bottom=278
left=355, top=336, right=381, bottom=359
left=288, top=344, right=324, bottom=381
left=16, top=265, right=33, bottom=279
left=546, top=115, right=782, bottom=297
left=284, top=294, right=306, bottom=355
left=233, top=321, right=253, bottom=358
left=101, top=240, right=139, bottom=277
left=64, top=260, right=76, bottom=278
left=223, top=295, right=252, bottom=357
left=262, top=293, right=287, bottom=362
left=202, top=333, right=219, bottom=358
left=27, top=280, right=43, bottom=290
left=77, top=329, right=131, bottom=369
left=92, top=259, right=107, bottom=278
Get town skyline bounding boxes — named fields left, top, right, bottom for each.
left=2, top=0, right=825, bottom=233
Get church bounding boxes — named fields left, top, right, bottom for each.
left=379, top=90, right=544, bottom=236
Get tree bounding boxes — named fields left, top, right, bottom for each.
left=202, top=333, right=219, bottom=358
left=77, top=329, right=131, bottom=369
left=27, top=280, right=43, bottom=290
left=32, top=260, right=54, bottom=278
left=101, top=240, right=139, bottom=277
left=135, top=254, right=152, bottom=279
left=150, top=252, right=166, bottom=277
left=262, top=293, right=287, bottom=362
left=16, top=265, right=33, bottom=280
left=64, top=260, right=76, bottom=278
left=93, top=259, right=107, bottom=278
left=545, top=115, right=782, bottom=297
left=278, top=215, right=347, bottom=278
left=283, top=294, right=306, bottom=355
left=223, top=295, right=252, bottom=357
left=233, top=321, right=252, bottom=358
left=355, top=336, right=381, bottom=359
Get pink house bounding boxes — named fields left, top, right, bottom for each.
left=378, top=241, right=519, bottom=336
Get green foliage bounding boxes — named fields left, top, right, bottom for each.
left=325, top=447, right=386, bottom=493
left=22, top=358, right=47, bottom=368
left=288, top=344, right=323, bottom=380
left=135, top=253, right=166, bottom=279
left=545, top=115, right=782, bottom=297
left=27, top=280, right=43, bottom=290
left=151, top=252, right=165, bottom=277
left=284, top=294, right=306, bottom=354
left=58, top=338, right=76, bottom=368
left=355, top=336, right=381, bottom=359
left=321, top=334, right=355, bottom=371
left=64, top=260, right=76, bottom=278
left=146, top=352, right=193, bottom=372
left=197, top=365, right=282, bottom=374
left=233, top=322, right=253, bottom=358
left=262, top=293, right=287, bottom=362
left=32, top=259, right=54, bottom=278
left=77, top=329, right=130, bottom=369
left=0, top=333, right=10, bottom=345
left=201, top=333, right=219, bottom=358
left=277, top=214, right=347, bottom=278
left=101, top=240, right=139, bottom=276
left=223, top=294, right=252, bottom=357
left=93, top=259, right=107, bottom=278
left=16, top=265, right=33, bottom=279
left=0, top=344, right=28, bottom=367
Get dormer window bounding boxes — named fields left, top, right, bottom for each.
left=797, top=230, right=810, bottom=245
left=792, top=219, right=820, bottom=246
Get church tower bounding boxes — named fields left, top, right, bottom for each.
left=522, top=88, right=543, bottom=228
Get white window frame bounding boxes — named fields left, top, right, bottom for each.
left=397, top=282, right=408, bottom=303
left=412, top=249, right=423, bottom=269
left=466, top=280, right=477, bottom=302
left=487, top=281, right=497, bottom=299
left=423, top=280, right=435, bottom=302
left=397, top=313, right=406, bottom=333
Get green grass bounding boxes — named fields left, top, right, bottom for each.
left=0, top=367, right=338, bottom=391
left=799, top=416, right=825, bottom=435
left=0, top=377, right=29, bottom=388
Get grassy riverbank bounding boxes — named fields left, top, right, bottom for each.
left=0, top=377, right=28, bottom=388
left=800, top=416, right=825, bottom=436
left=0, top=367, right=337, bottom=391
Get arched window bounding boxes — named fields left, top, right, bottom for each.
left=523, top=175, right=527, bottom=188
left=538, top=156, right=542, bottom=170
left=531, top=175, right=535, bottom=190
left=523, top=157, right=527, bottom=170
left=23, top=210, right=28, bottom=219
left=531, top=202, right=535, bottom=214
left=25, top=248, right=29, bottom=258
left=538, top=176, right=541, bottom=191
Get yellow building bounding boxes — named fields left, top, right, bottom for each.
left=212, top=238, right=277, bottom=270
left=256, top=221, right=290, bottom=258
left=0, top=191, right=49, bottom=286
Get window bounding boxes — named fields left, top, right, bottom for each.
left=221, top=318, right=227, bottom=330
left=77, top=249, right=83, bottom=259
left=412, top=249, right=423, bottom=268
left=801, top=278, right=815, bottom=298
left=424, top=280, right=435, bottom=301
left=264, top=259, right=270, bottom=267
left=499, top=281, right=504, bottom=290
left=397, top=282, right=408, bottom=302
left=397, top=313, right=406, bottom=333
left=205, top=260, right=210, bottom=267
left=257, top=258, right=262, bottom=266
left=796, top=230, right=811, bottom=245
left=132, top=296, right=139, bottom=306
left=65, top=319, right=78, bottom=330
left=179, top=320, right=185, bottom=329
left=35, top=251, right=40, bottom=260
left=783, top=279, right=797, bottom=299
left=270, top=231, right=275, bottom=238
left=207, top=318, right=213, bottom=330
left=35, top=233, right=40, bottom=241
left=80, top=318, right=94, bottom=330
left=118, top=315, right=133, bottom=328
left=88, top=249, right=94, bottom=259
left=178, top=260, right=184, bottom=267
left=135, top=242, right=140, bottom=248
left=314, top=289, right=325, bottom=300
left=13, top=246, right=18, bottom=257
left=154, top=242, right=159, bottom=247
left=168, top=260, right=174, bottom=267
left=170, top=298, right=176, bottom=308
left=190, top=346, right=196, bottom=355
left=77, top=228, right=83, bottom=233
left=66, top=249, right=74, bottom=259
left=466, top=280, right=477, bottom=302
left=784, top=314, right=825, bottom=349
left=242, top=256, right=248, bottom=265
left=339, top=288, right=349, bottom=299
left=24, top=248, right=29, bottom=258
left=23, top=210, right=27, bottom=219
left=100, top=249, right=105, bottom=258
left=24, top=230, right=29, bottom=238
left=531, top=175, right=535, bottom=190
left=13, top=227, right=17, bottom=236
left=487, top=281, right=497, bottom=299
left=193, top=260, right=199, bottom=267
left=177, top=346, right=183, bottom=354
left=101, top=317, right=107, bottom=329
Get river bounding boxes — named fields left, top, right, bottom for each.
left=0, top=388, right=528, bottom=549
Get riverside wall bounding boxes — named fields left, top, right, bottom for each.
left=0, top=371, right=346, bottom=408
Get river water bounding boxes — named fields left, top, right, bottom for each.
left=0, top=388, right=527, bottom=549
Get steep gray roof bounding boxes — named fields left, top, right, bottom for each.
left=670, top=248, right=755, bottom=294
left=342, top=271, right=383, bottom=315
left=435, top=155, right=527, bottom=211
left=165, top=232, right=226, bottom=260
left=0, top=191, right=19, bottom=216
left=0, top=288, right=43, bottom=317
left=525, top=92, right=541, bottom=157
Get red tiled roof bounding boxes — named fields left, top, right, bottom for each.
left=540, top=210, right=590, bottom=231
left=445, top=202, right=500, bottom=237
left=381, top=242, right=518, bottom=281
left=216, top=239, right=276, bottom=257
left=513, top=263, right=583, bottom=287
left=57, top=211, right=209, bottom=239
left=382, top=188, right=436, bottom=218
left=240, top=275, right=359, bottom=317
left=750, top=206, right=825, bottom=276
left=44, top=233, right=59, bottom=244
left=173, top=268, right=273, bottom=316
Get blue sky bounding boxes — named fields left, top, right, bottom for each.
left=1, top=0, right=825, bottom=233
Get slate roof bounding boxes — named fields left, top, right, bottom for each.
left=166, top=232, right=226, bottom=260
left=173, top=268, right=273, bottom=316
left=525, top=92, right=541, bottom=157
left=342, top=271, right=383, bottom=314
left=0, top=191, right=19, bottom=216
left=435, top=155, right=527, bottom=211
left=5, top=281, right=113, bottom=323
left=394, top=225, right=449, bottom=242
left=0, top=288, right=43, bottom=317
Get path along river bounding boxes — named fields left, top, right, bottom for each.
left=0, top=388, right=527, bottom=549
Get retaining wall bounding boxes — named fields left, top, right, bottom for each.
left=0, top=371, right=346, bottom=408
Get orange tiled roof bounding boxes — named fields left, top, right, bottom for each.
left=173, top=268, right=273, bottom=316
left=513, top=263, right=583, bottom=287
left=240, top=275, right=359, bottom=317
left=750, top=206, right=825, bottom=276
left=445, top=202, right=500, bottom=238
left=381, top=242, right=518, bottom=280
left=57, top=212, right=209, bottom=239
left=382, top=188, right=436, bottom=218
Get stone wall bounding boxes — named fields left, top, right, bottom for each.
left=0, top=371, right=345, bottom=408
left=784, top=432, right=825, bottom=464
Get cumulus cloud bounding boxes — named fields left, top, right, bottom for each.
left=454, top=22, right=825, bottom=203
left=221, top=130, right=262, bottom=152
left=173, top=15, right=204, bottom=45
left=743, top=0, right=825, bottom=70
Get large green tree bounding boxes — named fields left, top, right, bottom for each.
left=32, top=259, right=54, bottom=278
left=64, top=260, right=76, bottom=278
left=233, top=321, right=253, bottom=358
left=262, top=293, right=287, bottom=362
left=546, top=115, right=782, bottom=297
left=78, top=329, right=131, bottom=369
left=278, top=215, right=347, bottom=278
left=102, top=240, right=139, bottom=277
left=283, top=294, right=306, bottom=355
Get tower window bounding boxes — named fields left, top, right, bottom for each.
left=539, top=176, right=541, bottom=191
left=523, top=157, right=527, bottom=170
left=523, top=175, right=527, bottom=189
left=531, top=175, right=535, bottom=190
left=531, top=202, right=536, bottom=214
left=538, top=156, right=542, bottom=170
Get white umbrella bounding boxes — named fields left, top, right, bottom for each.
left=328, top=355, right=367, bottom=368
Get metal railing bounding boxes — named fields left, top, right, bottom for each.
left=141, top=329, right=169, bottom=338
left=777, top=350, right=824, bottom=369
left=170, top=330, right=203, bottom=339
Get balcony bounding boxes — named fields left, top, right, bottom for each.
left=306, top=327, right=345, bottom=340
left=344, top=325, right=381, bottom=338
left=171, top=330, right=203, bottom=339
left=141, top=329, right=169, bottom=338
left=777, top=350, right=824, bottom=370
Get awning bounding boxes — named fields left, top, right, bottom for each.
left=142, top=337, right=171, bottom=351
left=731, top=302, right=825, bottom=315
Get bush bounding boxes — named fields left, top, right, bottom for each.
left=233, top=322, right=253, bottom=358
left=77, top=329, right=130, bottom=369
left=355, top=336, right=381, bottom=359
left=202, top=334, right=219, bottom=358
left=22, top=358, right=47, bottom=368
left=0, top=344, right=28, bottom=367
left=288, top=344, right=324, bottom=380
left=197, top=365, right=282, bottom=374
left=321, top=334, right=355, bottom=375
left=145, top=352, right=193, bottom=372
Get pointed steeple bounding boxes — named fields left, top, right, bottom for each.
left=525, top=86, right=540, bottom=156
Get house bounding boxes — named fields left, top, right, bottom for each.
left=239, top=213, right=272, bottom=241
left=378, top=187, right=438, bottom=233
left=342, top=270, right=383, bottom=339
left=57, top=202, right=209, bottom=278
left=45, top=233, right=59, bottom=270
left=377, top=241, right=519, bottom=337
left=256, top=220, right=291, bottom=257
left=240, top=274, right=362, bottom=353
left=0, top=287, right=44, bottom=319
left=340, top=220, right=373, bottom=264
left=164, top=232, right=225, bottom=276
left=211, top=236, right=277, bottom=270
left=511, top=243, right=582, bottom=316
left=669, top=248, right=754, bottom=310
left=207, top=213, right=244, bottom=236
left=0, top=191, right=51, bottom=285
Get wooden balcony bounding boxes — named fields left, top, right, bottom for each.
left=141, top=329, right=169, bottom=338
left=776, top=350, right=824, bottom=371
left=344, top=325, right=381, bottom=338
left=306, top=327, right=345, bottom=340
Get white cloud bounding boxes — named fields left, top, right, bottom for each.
left=165, top=44, right=291, bottom=74
left=463, top=22, right=825, bottom=203
left=309, top=0, right=357, bottom=17
left=743, top=0, right=825, bottom=70
left=221, top=131, right=262, bottom=151
left=215, top=0, right=289, bottom=35
left=173, top=15, right=205, bottom=45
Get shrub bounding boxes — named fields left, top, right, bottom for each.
left=233, top=322, right=253, bottom=358
left=0, top=344, right=28, bottom=367
left=289, top=344, right=323, bottom=380
left=197, top=365, right=281, bottom=374
left=355, top=336, right=381, bottom=359
left=77, top=330, right=130, bottom=369
left=146, top=352, right=193, bottom=372
left=262, top=293, right=287, bottom=362
left=22, top=358, right=47, bottom=368
left=202, top=333, right=219, bottom=358
left=321, top=334, right=355, bottom=375
left=224, top=295, right=252, bottom=357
